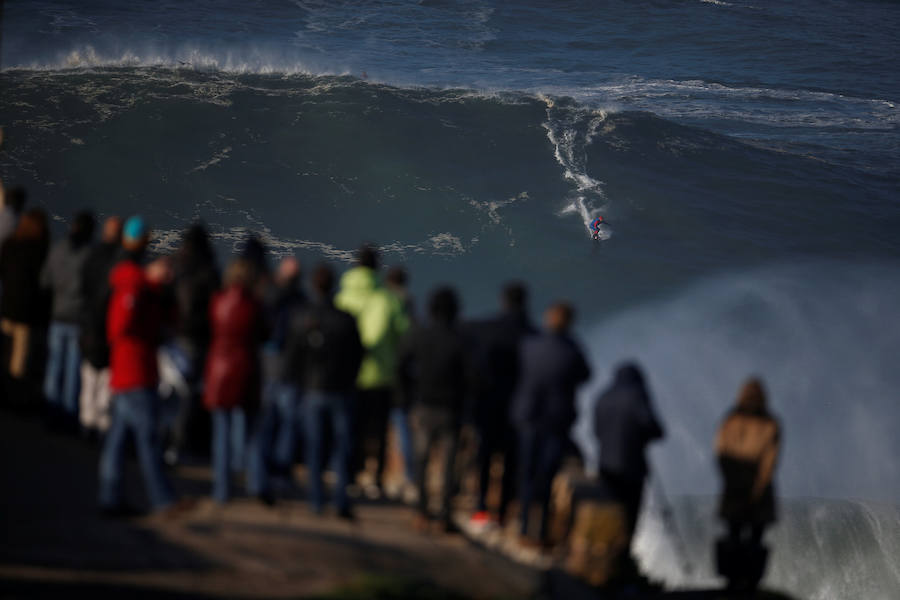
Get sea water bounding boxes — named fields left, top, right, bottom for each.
left=1, top=2, right=898, bottom=597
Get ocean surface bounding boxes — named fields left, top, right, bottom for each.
left=1, top=1, right=899, bottom=597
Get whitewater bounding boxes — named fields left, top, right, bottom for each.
left=2, top=1, right=899, bottom=598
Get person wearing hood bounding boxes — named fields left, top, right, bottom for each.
left=511, top=301, right=591, bottom=546
left=285, top=263, right=363, bottom=518
left=593, top=362, right=664, bottom=538
left=335, top=244, right=410, bottom=497
left=98, top=216, right=177, bottom=515
left=40, top=211, right=95, bottom=426
left=716, top=378, right=780, bottom=543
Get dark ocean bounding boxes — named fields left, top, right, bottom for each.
left=1, top=1, right=898, bottom=597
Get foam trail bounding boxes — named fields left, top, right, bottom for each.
left=542, top=98, right=612, bottom=239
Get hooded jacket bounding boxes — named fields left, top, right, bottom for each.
left=107, top=258, right=163, bottom=392
left=593, top=365, right=664, bottom=484
left=203, top=284, right=263, bottom=410
left=334, top=266, right=409, bottom=389
left=511, top=331, right=591, bottom=435
left=284, top=297, right=363, bottom=393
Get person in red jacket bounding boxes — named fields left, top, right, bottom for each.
left=204, top=258, right=267, bottom=504
left=98, top=216, right=176, bottom=515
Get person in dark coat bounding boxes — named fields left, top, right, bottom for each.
left=0, top=208, right=50, bottom=401
left=41, top=211, right=95, bottom=424
left=285, top=263, right=363, bottom=518
left=204, top=258, right=266, bottom=504
left=399, top=286, right=470, bottom=531
left=259, top=256, right=306, bottom=486
left=99, top=216, right=176, bottom=514
left=716, top=377, right=780, bottom=543
left=79, top=216, right=122, bottom=434
left=468, top=282, right=536, bottom=530
left=593, top=362, right=664, bottom=538
left=511, top=301, right=590, bottom=546
left=162, top=223, right=220, bottom=462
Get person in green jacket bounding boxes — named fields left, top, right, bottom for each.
left=335, top=244, right=410, bottom=497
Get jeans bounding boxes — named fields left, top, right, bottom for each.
left=518, top=429, right=565, bottom=541
left=211, top=407, right=266, bottom=503
left=261, top=381, right=302, bottom=476
left=304, top=390, right=353, bottom=513
left=98, top=388, right=174, bottom=510
left=44, top=322, right=81, bottom=418
left=389, top=406, right=416, bottom=482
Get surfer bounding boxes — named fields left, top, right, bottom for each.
left=590, top=216, right=604, bottom=240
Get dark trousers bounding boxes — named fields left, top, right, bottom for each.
left=600, top=468, right=645, bottom=536
left=475, top=422, right=517, bottom=522
left=411, top=405, right=459, bottom=522
left=517, top=429, right=565, bottom=541
left=353, top=387, right=391, bottom=487
left=304, top=390, right=354, bottom=513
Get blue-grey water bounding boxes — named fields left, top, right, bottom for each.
left=1, top=1, right=899, bottom=597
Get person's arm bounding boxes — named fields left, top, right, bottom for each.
left=752, top=421, right=780, bottom=500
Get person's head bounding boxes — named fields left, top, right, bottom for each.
left=385, top=266, right=407, bottom=291
left=358, top=243, right=379, bottom=270
left=276, top=256, right=301, bottom=288
left=13, top=208, right=48, bottom=242
left=69, top=210, right=95, bottom=247
left=310, top=262, right=335, bottom=299
left=4, top=186, right=27, bottom=214
left=122, top=215, right=150, bottom=253
left=614, top=362, right=646, bottom=388
left=736, top=377, right=768, bottom=415
left=224, top=258, right=254, bottom=289
left=429, top=286, right=459, bottom=325
left=145, top=256, right=174, bottom=286
left=240, top=234, right=268, bottom=271
left=101, top=216, right=123, bottom=245
left=180, top=222, right=214, bottom=262
left=543, top=301, right=574, bottom=334
left=502, top=281, right=527, bottom=313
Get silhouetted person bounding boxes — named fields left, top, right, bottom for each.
left=79, top=216, right=122, bottom=435
left=335, top=244, right=410, bottom=497
left=0, top=185, right=27, bottom=245
left=163, top=223, right=220, bottom=462
left=260, top=257, right=306, bottom=487
left=285, top=263, right=363, bottom=518
left=511, top=302, right=590, bottom=546
left=468, top=282, right=536, bottom=530
left=0, top=208, right=50, bottom=404
left=204, top=259, right=267, bottom=504
left=40, top=211, right=95, bottom=426
left=715, top=377, right=780, bottom=592
left=399, top=286, right=469, bottom=531
left=593, top=363, right=664, bottom=539
left=99, top=217, right=176, bottom=514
